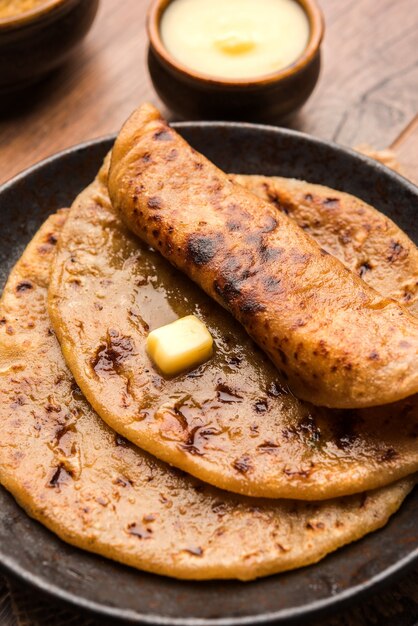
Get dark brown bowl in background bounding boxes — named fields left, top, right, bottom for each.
left=0, top=0, right=99, bottom=95
left=147, top=0, right=324, bottom=123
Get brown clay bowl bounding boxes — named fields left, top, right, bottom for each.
left=0, top=0, right=99, bottom=94
left=147, top=0, right=324, bottom=123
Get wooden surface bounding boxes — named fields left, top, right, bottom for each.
left=1, top=1, right=418, bottom=625
left=391, top=113, right=418, bottom=183
left=2, top=0, right=418, bottom=183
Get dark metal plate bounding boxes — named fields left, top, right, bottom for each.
left=0, top=124, right=417, bottom=625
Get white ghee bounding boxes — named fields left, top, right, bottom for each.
left=160, top=0, right=310, bottom=80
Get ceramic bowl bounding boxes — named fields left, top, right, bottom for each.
left=0, top=0, right=99, bottom=94
left=147, top=0, right=324, bottom=122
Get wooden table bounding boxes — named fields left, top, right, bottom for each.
left=1, top=0, right=418, bottom=624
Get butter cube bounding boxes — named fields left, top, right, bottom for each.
left=146, top=315, right=213, bottom=376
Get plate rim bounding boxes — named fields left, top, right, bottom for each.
left=2, top=120, right=418, bottom=195
left=1, top=126, right=418, bottom=625
left=0, top=514, right=417, bottom=626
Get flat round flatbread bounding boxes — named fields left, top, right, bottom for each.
left=1, top=212, right=414, bottom=581
left=232, top=175, right=418, bottom=316
left=48, top=160, right=418, bottom=500
left=108, top=105, right=418, bottom=410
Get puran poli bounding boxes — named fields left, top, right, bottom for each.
left=232, top=175, right=418, bottom=316
left=48, top=160, right=418, bottom=500
left=1, top=213, right=415, bottom=581
left=108, top=103, right=418, bottom=409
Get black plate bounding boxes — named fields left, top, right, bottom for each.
left=0, top=124, right=418, bottom=625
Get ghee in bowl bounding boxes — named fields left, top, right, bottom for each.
left=0, top=0, right=48, bottom=19
left=160, top=0, right=310, bottom=80
left=147, top=0, right=324, bottom=121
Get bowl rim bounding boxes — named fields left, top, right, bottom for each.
left=0, top=0, right=76, bottom=31
left=147, top=0, right=324, bottom=87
